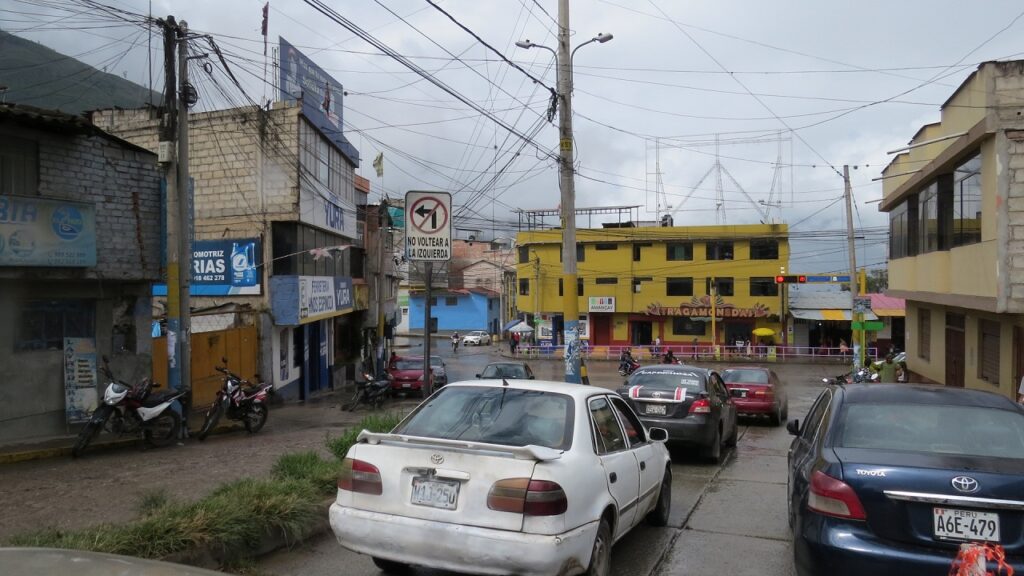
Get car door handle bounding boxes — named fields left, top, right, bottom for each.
left=609, top=472, right=617, bottom=483
left=640, top=461, right=646, bottom=471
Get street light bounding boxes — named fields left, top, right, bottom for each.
left=515, top=21, right=613, bottom=384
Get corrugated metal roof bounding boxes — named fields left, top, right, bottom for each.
left=867, top=293, right=906, bottom=317
left=0, top=103, right=156, bottom=155
left=789, top=291, right=878, bottom=321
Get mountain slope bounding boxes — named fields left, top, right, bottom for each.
left=0, top=29, right=160, bottom=115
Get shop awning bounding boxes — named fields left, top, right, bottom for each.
left=790, top=309, right=879, bottom=321
left=502, top=319, right=523, bottom=331
left=867, top=293, right=906, bottom=317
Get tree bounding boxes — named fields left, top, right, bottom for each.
left=866, top=269, right=888, bottom=293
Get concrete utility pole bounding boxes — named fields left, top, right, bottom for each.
left=377, top=201, right=388, bottom=364
left=161, top=17, right=182, bottom=396
left=422, top=262, right=433, bottom=394
left=176, top=21, right=192, bottom=413
left=843, top=165, right=863, bottom=370
left=556, top=0, right=581, bottom=384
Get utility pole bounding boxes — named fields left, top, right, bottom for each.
left=161, top=17, right=181, bottom=396
left=710, top=278, right=717, bottom=359
left=843, top=165, right=863, bottom=370
left=422, top=262, right=433, bottom=394
left=377, top=200, right=388, bottom=364
left=556, top=0, right=580, bottom=383
left=177, top=21, right=192, bottom=415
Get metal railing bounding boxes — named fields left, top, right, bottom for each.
left=510, top=343, right=880, bottom=363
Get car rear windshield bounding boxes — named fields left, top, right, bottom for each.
left=837, top=403, right=1024, bottom=459
left=394, top=360, right=422, bottom=370
left=395, top=386, right=574, bottom=450
left=629, top=369, right=704, bottom=392
left=480, top=364, right=528, bottom=379
left=722, top=369, right=769, bottom=384
left=430, top=356, right=443, bottom=367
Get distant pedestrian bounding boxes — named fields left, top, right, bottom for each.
left=878, top=354, right=898, bottom=383
left=692, top=337, right=699, bottom=359
left=653, top=336, right=662, bottom=357
left=509, top=336, right=516, bottom=355
left=662, top=349, right=677, bottom=364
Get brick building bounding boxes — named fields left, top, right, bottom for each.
left=0, top=104, right=161, bottom=441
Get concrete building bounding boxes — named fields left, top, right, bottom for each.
left=0, top=103, right=160, bottom=441
left=408, top=288, right=501, bottom=334
left=92, top=100, right=370, bottom=401
left=515, top=223, right=790, bottom=347
left=880, top=60, right=1024, bottom=398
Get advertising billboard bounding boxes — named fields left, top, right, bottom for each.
left=270, top=275, right=356, bottom=326
left=153, top=238, right=262, bottom=296
left=0, top=195, right=97, bottom=267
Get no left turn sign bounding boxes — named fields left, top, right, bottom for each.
left=405, top=191, right=452, bottom=262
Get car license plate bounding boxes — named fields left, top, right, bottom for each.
left=646, top=403, right=667, bottom=415
left=933, top=507, right=1000, bottom=542
left=411, top=477, right=459, bottom=510
left=402, top=382, right=411, bottom=388
left=734, top=388, right=748, bottom=398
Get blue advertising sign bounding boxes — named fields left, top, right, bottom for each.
left=153, top=238, right=261, bottom=296
left=279, top=37, right=360, bottom=164
left=270, top=275, right=354, bottom=326
left=0, top=195, right=97, bottom=267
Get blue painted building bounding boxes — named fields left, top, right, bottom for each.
left=409, top=289, right=500, bottom=334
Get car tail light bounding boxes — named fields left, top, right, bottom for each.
left=337, top=458, right=382, bottom=495
left=808, top=470, right=866, bottom=520
left=751, top=388, right=774, bottom=399
left=689, top=397, right=711, bottom=414
left=488, top=478, right=568, bottom=516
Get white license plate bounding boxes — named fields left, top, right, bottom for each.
left=411, top=477, right=459, bottom=510
left=646, top=404, right=667, bottom=415
left=933, top=507, right=1000, bottom=542
left=734, top=388, right=749, bottom=398
left=402, top=382, right=411, bottom=388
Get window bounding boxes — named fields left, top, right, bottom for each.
left=0, top=135, right=38, bottom=195
left=953, top=153, right=982, bottom=247
left=918, top=182, right=939, bottom=254
left=706, top=241, right=734, bottom=260
left=558, top=278, right=563, bottom=297
left=750, top=239, right=779, bottom=260
left=595, top=243, right=617, bottom=251
left=596, top=277, right=618, bottom=285
left=445, top=296, right=458, bottom=306
left=429, top=297, right=438, bottom=306
left=979, top=319, right=1000, bottom=383
left=518, top=246, right=529, bottom=264
left=918, top=308, right=931, bottom=361
left=559, top=244, right=586, bottom=263
left=589, top=397, right=627, bottom=454
left=272, top=222, right=344, bottom=277
left=519, top=278, right=529, bottom=296
left=890, top=201, right=910, bottom=259
left=707, top=277, right=734, bottom=296
left=610, top=397, right=646, bottom=446
left=488, top=299, right=494, bottom=311
left=633, top=243, right=651, bottom=261
left=672, top=317, right=706, bottom=336
left=667, top=277, right=693, bottom=296
left=801, top=390, right=832, bottom=441
left=749, top=277, right=779, bottom=297
left=632, top=276, right=652, bottom=293
left=577, top=278, right=584, bottom=296
left=16, top=300, right=95, bottom=351
left=666, top=242, right=693, bottom=261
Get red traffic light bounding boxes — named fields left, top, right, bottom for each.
left=798, top=275, right=807, bottom=283
left=775, top=275, right=786, bottom=284
left=776, top=275, right=807, bottom=284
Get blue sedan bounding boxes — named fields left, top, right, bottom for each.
left=787, top=383, right=1024, bottom=575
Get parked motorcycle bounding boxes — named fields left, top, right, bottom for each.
left=196, top=359, right=272, bottom=441
left=342, top=372, right=391, bottom=411
left=618, top=358, right=641, bottom=377
left=821, top=367, right=879, bottom=386
left=72, top=357, right=187, bottom=458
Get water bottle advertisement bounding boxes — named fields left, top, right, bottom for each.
left=153, top=238, right=262, bottom=296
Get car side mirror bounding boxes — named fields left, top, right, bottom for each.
left=529, top=375, right=535, bottom=379
left=475, top=374, right=482, bottom=378
left=648, top=427, right=669, bottom=443
left=786, top=419, right=801, bottom=436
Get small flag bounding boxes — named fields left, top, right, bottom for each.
left=261, top=3, right=269, bottom=55
left=373, top=152, right=384, bottom=178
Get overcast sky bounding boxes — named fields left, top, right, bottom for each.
left=6, top=0, right=1024, bottom=274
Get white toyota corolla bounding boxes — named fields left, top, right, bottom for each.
left=330, top=379, right=673, bottom=576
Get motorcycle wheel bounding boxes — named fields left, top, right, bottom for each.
left=244, top=404, right=268, bottom=434
left=71, top=405, right=112, bottom=458
left=196, top=399, right=224, bottom=441
left=144, top=410, right=181, bottom=447
left=342, top=388, right=364, bottom=412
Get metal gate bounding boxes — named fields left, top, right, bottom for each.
left=152, top=325, right=259, bottom=409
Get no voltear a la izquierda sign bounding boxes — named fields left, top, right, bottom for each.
left=405, top=191, right=451, bottom=262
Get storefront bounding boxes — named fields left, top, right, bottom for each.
left=642, top=295, right=780, bottom=346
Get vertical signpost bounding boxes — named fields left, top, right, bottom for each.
left=405, top=191, right=452, bottom=395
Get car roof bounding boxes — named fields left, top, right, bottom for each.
left=634, top=364, right=710, bottom=377
left=721, top=366, right=769, bottom=373
left=447, top=379, right=608, bottom=400
left=839, top=383, right=1020, bottom=410
left=485, top=361, right=529, bottom=367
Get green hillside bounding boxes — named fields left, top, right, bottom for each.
left=0, top=29, right=160, bottom=115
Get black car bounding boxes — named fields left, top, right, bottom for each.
left=617, top=365, right=738, bottom=462
left=476, top=361, right=535, bottom=380
left=788, top=383, right=1024, bottom=576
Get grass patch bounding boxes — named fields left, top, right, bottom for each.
left=325, top=411, right=402, bottom=461
left=136, top=488, right=172, bottom=517
left=271, top=451, right=342, bottom=495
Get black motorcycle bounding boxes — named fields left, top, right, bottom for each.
left=196, top=359, right=272, bottom=441
left=342, top=372, right=391, bottom=411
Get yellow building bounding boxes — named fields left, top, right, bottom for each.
left=880, top=60, right=1024, bottom=399
left=515, top=224, right=790, bottom=347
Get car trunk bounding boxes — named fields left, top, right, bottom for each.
left=390, top=370, right=423, bottom=387
left=348, top=439, right=538, bottom=532
left=626, top=385, right=697, bottom=418
left=724, top=381, right=773, bottom=401
left=835, top=448, right=1024, bottom=553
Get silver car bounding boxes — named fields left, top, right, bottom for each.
left=462, top=330, right=492, bottom=346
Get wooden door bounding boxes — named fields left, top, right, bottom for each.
left=945, top=327, right=965, bottom=388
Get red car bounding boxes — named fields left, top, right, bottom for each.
left=721, top=367, right=788, bottom=426
left=387, top=356, right=435, bottom=397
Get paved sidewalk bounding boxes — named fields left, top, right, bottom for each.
left=0, top=391, right=417, bottom=542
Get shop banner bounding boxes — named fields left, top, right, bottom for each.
left=0, top=195, right=96, bottom=267
left=64, top=338, right=98, bottom=423
left=153, top=238, right=262, bottom=296
left=270, top=275, right=355, bottom=325
left=589, top=297, right=616, bottom=313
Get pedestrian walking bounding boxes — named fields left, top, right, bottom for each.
left=878, top=354, right=898, bottom=383
left=692, top=337, right=699, bottom=359
left=509, top=336, right=516, bottom=355
left=653, top=336, right=662, bottom=357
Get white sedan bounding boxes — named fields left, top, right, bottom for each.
left=330, top=380, right=673, bottom=576
left=462, top=330, right=492, bottom=346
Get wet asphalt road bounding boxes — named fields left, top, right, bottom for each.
left=256, top=337, right=836, bottom=576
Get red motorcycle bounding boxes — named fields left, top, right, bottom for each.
left=196, top=359, right=272, bottom=441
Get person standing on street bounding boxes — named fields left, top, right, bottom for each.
left=878, top=354, right=898, bottom=383
left=692, top=337, right=699, bottom=359
left=509, top=334, right=516, bottom=355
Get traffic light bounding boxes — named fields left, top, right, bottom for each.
left=775, top=275, right=807, bottom=284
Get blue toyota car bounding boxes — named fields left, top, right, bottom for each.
left=787, top=383, right=1024, bottom=575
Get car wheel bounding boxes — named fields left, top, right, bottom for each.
left=769, top=404, right=782, bottom=427
left=646, top=468, right=672, bottom=526
left=781, top=401, right=789, bottom=421
left=584, top=519, right=612, bottom=576
left=371, top=557, right=411, bottom=574
left=701, top=426, right=722, bottom=463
